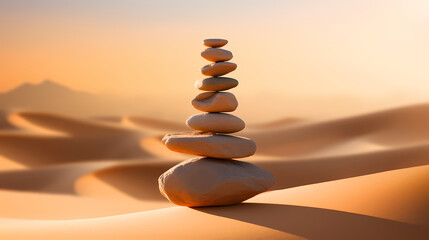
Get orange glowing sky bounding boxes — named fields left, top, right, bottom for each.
left=0, top=0, right=428, bottom=119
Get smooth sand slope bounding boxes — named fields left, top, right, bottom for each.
left=0, top=110, right=19, bottom=130
left=0, top=112, right=153, bottom=167
left=0, top=104, right=428, bottom=239
left=123, top=116, right=189, bottom=132
left=0, top=166, right=427, bottom=239
left=245, top=103, right=429, bottom=157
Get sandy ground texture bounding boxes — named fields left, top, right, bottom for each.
left=0, top=104, right=428, bottom=239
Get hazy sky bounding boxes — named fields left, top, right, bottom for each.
left=0, top=0, right=428, bottom=119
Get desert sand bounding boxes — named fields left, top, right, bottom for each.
left=0, top=104, right=428, bottom=239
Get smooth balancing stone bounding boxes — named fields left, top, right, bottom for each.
left=201, top=48, right=233, bottom=62
left=159, top=157, right=275, bottom=207
left=186, top=113, right=245, bottom=133
left=201, top=62, right=237, bottom=77
left=195, top=77, right=239, bottom=91
left=203, top=39, right=228, bottom=48
left=162, top=132, right=256, bottom=159
left=191, top=92, right=238, bottom=112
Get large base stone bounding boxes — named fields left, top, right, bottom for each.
left=158, top=157, right=275, bottom=207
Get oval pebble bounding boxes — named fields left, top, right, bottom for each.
left=203, top=39, right=228, bottom=48
left=192, top=92, right=238, bottom=112
left=201, top=48, right=233, bottom=62
left=201, top=62, right=237, bottom=76
left=186, top=113, right=245, bottom=133
left=162, top=132, right=256, bottom=159
left=195, top=77, right=239, bottom=91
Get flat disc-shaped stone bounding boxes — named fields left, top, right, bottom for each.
left=159, top=157, right=275, bottom=207
left=191, top=92, right=238, bottom=112
left=201, top=62, right=237, bottom=77
left=195, top=77, right=239, bottom=91
left=201, top=48, right=233, bottom=62
left=162, top=132, right=256, bottom=159
left=186, top=113, right=245, bottom=133
left=203, top=38, right=228, bottom=48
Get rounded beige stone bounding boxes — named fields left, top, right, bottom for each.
left=201, top=48, right=233, bottom=62
left=162, top=132, right=256, bottom=159
left=201, top=62, right=237, bottom=76
left=191, top=92, right=238, bottom=112
left=195, top=77, right=239, bottom=91
left=186, top=113, right=245, bottom=133
left=158, top=157, right=275, bottom=207
left=203, top=38, right=228, bottom=48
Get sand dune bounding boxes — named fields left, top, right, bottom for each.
left=69, top=142, right=429, bottom=201
left=256, top=142, right=429, bottom=190
left=250, top=165, right=429, bottom=226
left=140, top=136, right=190, bottom=159
left=0, top=155, right=26, bottom=171
left=90, top=116, right=124, bottom=123
left=0, top=166, right=427, bottom=239
left=75, top=160, right=177, bottom=201
left=9, top=112, right=138, bottom=136
left=0, top=104, right=428, bottom=239
left=0, top=132, right=151, bottom=166
left=0, top=189, right=172, bottom=220
left=0, top=112, right=155, bottom=167
left=0, top=160, right=120, bottom=194
left=245, top=103, right=429, bottom=157
left=123, top=116, right=189, bottom=133
left=248, top=117, right=305, bottom=129
left=0, top=110, right=19, bottom=130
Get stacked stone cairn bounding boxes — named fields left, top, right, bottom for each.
left=158, top=38, right=274, bottom=207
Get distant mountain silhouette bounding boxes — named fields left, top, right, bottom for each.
left=0, top=80, right=147, bottom=117
left=3, top=80, right=418, bottom=123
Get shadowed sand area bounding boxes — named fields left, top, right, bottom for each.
left=9, top=112, right=138, bottom=136
left=72, top=142, right=429, bottom=201
left=75, top=160, right=176, bottom=201
left=198, top=203, right=427, bottom=240
left=0, top=112, right=152, bottom=167
left=123, top=116, right=189, bottom=132
left=0, top=105, right=428, bottom=239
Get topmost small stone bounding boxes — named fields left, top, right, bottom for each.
left=204, top=39, right=228, bottom=48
